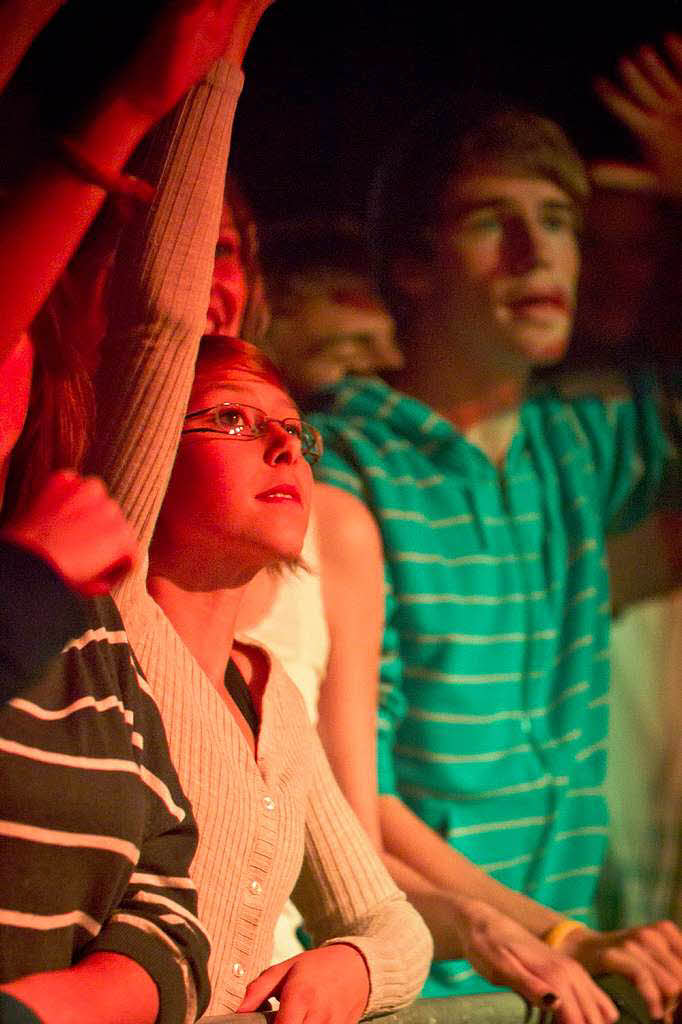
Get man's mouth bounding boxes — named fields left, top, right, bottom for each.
left=507, top=290, right=571, bottom=318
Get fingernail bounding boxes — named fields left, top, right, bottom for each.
left=541, top=993, right=559, bottom=1008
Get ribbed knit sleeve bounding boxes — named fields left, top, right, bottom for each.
left=87, top=59, right=243, bottom=568
left=292, top=729, right=433, bottom=1015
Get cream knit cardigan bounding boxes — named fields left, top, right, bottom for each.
left=88, top=60, right=433, bottom=1017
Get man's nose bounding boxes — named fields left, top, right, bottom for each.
left=504, top=217, right=551, bottom=272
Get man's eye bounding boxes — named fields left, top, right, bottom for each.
left=463, top=212, right=502, bottom=234
left=543, top=210, right=577, bottom=234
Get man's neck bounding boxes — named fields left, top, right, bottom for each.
left=387, top=329, right=529, bottom=465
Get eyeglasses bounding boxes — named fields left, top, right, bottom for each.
left=182, top=402, right=324, bottom=464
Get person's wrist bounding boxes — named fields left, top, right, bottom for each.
left=53, top=135, right=155, bottom=204
left=321, top=943, right=370, bottom=1012
left=543, top=919, right=589, bottom=955
left=446, top=892, right=491, bottom=953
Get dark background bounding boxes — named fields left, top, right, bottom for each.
left=4, top=1, right=682, bottom=222
left=232, top=2, right=682, bottom=222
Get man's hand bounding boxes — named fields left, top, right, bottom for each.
left=560, top=921, right=682, bottom=1022
left=238, top=945, right=370, bottom=1024
left=1, top=470, right=138, bottom=596
left=594, top=33, right=682, bottom=197
left=448, top=898, right=619, bottom=1024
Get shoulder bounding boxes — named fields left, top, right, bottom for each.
left=310, top=377, right=403, bottom=441
left=313, top=483, right=381, bottom=556
left=54, top=595, right=153, bottom=708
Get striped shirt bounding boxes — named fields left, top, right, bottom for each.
left=312, top=374, right=668, bottom=997
left=0, top=541, right=86, bottom=704
left=0, top=586, right=210, bottom=1023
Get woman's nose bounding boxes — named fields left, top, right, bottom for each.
left=263, top=420, right=299, bottom=464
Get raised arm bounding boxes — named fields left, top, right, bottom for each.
left=593, top=32, right=682, bottom=196
left=0, top=0, right=64, bottom=94
left=87, top=2, right=271, bottom=569
left=0, top=0, right=265, bottom=369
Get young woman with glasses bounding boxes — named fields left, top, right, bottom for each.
left=86, top=19, right=432, bottom=1024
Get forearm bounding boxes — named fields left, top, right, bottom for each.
left=0, top=952, right=158, bottom=1024
left=0, top=94, right=152, bottom=364
left=380, top=795, right=562, bottom=949
left=315, top=483, right=385, bottom=848
left=88, top=59, right=241, bottom=556
left=0, top=0, right=64, bottom=93
left=293, top=734, right=432, bottom=1014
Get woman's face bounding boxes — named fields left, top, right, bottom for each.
left=206, top=203, right=249, bottom=337
left=153, top=369, right=313, bottom=587
left=0, top=334, right=34, bottom=496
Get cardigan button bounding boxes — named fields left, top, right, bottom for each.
left=232, top=962, right=245, bottom=978
left=249, top=880, right=262, bottom=895
left=263, top=796, right=275, bottom=811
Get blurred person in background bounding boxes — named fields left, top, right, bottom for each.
left=308, top=33, right=682, bottom=1024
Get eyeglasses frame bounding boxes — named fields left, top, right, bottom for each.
left=181, top=402, right=323, bottom=465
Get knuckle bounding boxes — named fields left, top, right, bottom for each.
left=661, top=979, right=679, bottom=1001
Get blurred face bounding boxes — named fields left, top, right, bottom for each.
left=0, top=334, right=34, bottom=476
left=154, top=370, right=313, bottom=586
left=265, top=270, right=402, bottom=401
left=426, top=175, right=580, bottom=368
left=206, top=203, right=249, bottom=337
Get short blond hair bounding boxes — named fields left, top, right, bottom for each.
left=369, top=95, right=589, bottom=332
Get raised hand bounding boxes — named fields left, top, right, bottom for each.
left=114, top=0, right=274, bottom=125
left=1, top=470, right=138, bottom=596
left=560, top=920, right=682, bottom=1023
left=594, top=33, right=682, bottom=196
left=237, top=946, right=370, bottom=1024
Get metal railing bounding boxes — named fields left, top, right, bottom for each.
left=201, top=975, right=650, bottom=1024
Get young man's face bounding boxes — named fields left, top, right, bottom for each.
left=425, top=174, right=580, bottom=368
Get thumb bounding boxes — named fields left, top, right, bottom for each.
left=237, top=961, right=294, bottom=1013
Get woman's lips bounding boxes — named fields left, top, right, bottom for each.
left=255, top=484, right=302, bottom=505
